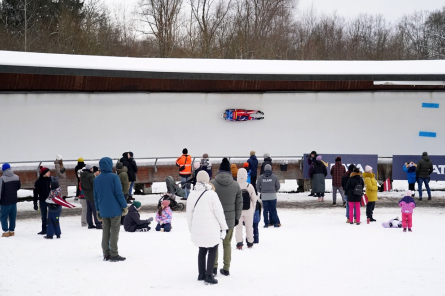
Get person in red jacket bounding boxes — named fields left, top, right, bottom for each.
left=176, top=148, right=192, bottom=200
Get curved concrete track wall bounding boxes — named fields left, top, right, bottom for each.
left=0, top=92, right=444, bottom=162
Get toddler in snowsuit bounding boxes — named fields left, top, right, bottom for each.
left=382, top=217, right=403, bottom=228
left=403, top=162, right=417, bottom=197
left=45, top=180, right=63, bottom=239
left=253, top=201, right=261, bottom=243
left=399, top=190, right=416, bottom=232
left=156, top=200, right=172, bottom=232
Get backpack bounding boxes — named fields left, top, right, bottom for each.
left=242, top=184, right=251, bottom=210
left=353, top=179, right=364, bottom=196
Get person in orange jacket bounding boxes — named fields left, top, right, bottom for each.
left=176, top=148, right=192, bottom=200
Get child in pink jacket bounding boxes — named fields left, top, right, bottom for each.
left=156, top=200, right=172, bottom=232
left=398, top=190, right=416, bottom=232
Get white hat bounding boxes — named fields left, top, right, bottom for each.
left=365, top=165, right=372, bottom=172
left=56, top=154, right=63, bottom=160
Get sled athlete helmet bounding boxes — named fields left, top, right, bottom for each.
left=220, top=113, right=225, bottom=118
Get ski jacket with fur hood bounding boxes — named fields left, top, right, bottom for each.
left=363, top=172, right=378, bottom=202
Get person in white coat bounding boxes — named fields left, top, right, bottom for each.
left=235, top=168, right=258, bottom=249
left=187, top=171, right=228, bottom=285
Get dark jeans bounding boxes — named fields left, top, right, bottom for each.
left=251, top=175, right=258, bottom=194
left=198, top=245, right=218, bottom=275
left=417, top=177, right=431, bottom=198
left=87, top=200, right=101, bottom=227
left=408, top=183, right=415, bottom=191
left=39, top=200, right=48, bottom=233
left=263, top=200, right=280, bottom=226
left=253, top=222, right=259, bottom=243
left=1, top=204, right=17, bottom=232
left=47, top=212, right=61, bottom=237
left=155, top=223, right=171, bottom=232
left=366, top=201, right=376, bottom=219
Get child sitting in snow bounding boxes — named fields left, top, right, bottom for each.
left=156, top=200, right=172, bottom=232
left=399, top=190, right=416, bottom=232
left=403, top=162, right=417, bottom=197
left=124, top=201, right=154, bottom=232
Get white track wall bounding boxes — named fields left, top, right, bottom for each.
left=0, top=92, right=444, bottom=162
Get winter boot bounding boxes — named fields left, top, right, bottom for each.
left=88, top=225, right=97, bottom=229
left=247, top=242, right=254, bottom=248
left=198, top=273, right=206, bottom=281
left=205, top=274, right=218, bottom=285
left=2, top=232, right=10, bottom=237
left=236, top=243, right=243, bottom=250
left=346, top=219, right=350, bottom=223
left=103, top=255, right=110, bottom=261
left=8, top=231, right=14, bottom=237
left=418, top=198, right=422, bottom=201
left=43, top=236, right=53, bottom=239
left=353, top=219, right=357, bottom=223
left=403, top=228, right=407, bottom=232
left=370, top=218, right=376, bottom=222
left=408, top=228, right=412, bottom=232
left=356, top=222, right=361, bottom=225
left=37, top=231, right=46, bottom=235
left=367, top=218, right=370, bottom=224
left=213, top=268, right=217, bottom=276
left=428, top=197, right=431, bottom=200
left=220, top=269, right=230, bottom=276
left=274, top=224, right=281, bottom=227
left=332, top=202, right=336, bottom=206
left=308, top=193, right=314, bottom=197
left=109, top=255, right=126, bottom=262
left=343, top=202, right=346, bottom=207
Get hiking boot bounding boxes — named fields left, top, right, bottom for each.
left=247, top=242, right=253, bottom=248
left=367, top=218, right=370, bottom=224
left=2, top=232, right=10, bottom=237
left=427, top=197, right=431, bottom=200
left=403, top=228, right=407, bottom=232
left=274, top=224, right=281, bottom=228
left=43, top=236, right=53, bottom=239
left=213, top=268, right=217, bottom=276
left=370, top=218, right=376, bottom=222
left=236, top=243, right=243, bottom=250
left=8, top=232, right=14, bottom=237
left=332, top=202, right=336, bottom=206
left=96, top=225, right=103, bottom=230
left=353, top=219, right=357, bottom=223
left=408, top=228, right=412, bottom=232
left=103, top=255, right=110, bottom=261
left=418, top=198, right=422, bottom=201
left=220, top=269, right=230, bottom=276
left=109, top=255, right=126, bottom=262
left=88, top=225, right=97, bottom=229
left=198, top=273, right=206, bottom=281
left=346, top=219, right=350, bottom=223
left=350, top=222, right=354, bottom=225
left=37, top=231, right=46, bottom=235
left=205, top=274, right=218, bottom=285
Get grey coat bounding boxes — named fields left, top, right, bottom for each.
left=256, top=172, right=280, bottom=201
left=80, top=170, right=95, bottom=202
left=210, top=171, right=242, bottom=229
left=312, top=174, right=326, bottom=193
left=54, top=161, right=68, bottom=197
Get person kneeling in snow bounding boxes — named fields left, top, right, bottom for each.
left=44, top=180, right=76, bottom=239
left=124, top=201, right=153, bottom=232
left=156, top=200, right=172, bottom=232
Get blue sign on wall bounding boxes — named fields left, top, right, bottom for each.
left=303, top=154, right=378, bottom=179
left=392, top=155, right=445, bottom=181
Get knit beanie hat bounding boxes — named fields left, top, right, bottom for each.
left=93, top=166, right=99, bottom=173
left=219, top=158, right=231, bottom=172
left=51, top=180, right=59, bottom=189
left=116, top=162, right=123, bottom=169
left=2, top=163, right=11, bottom=171
left=40, top=166, right=50, bottom=176
left=129, top=151, right=134, bottom=157
left=243, top=162, right=249, bottom=168
left=56, top=154, right=63, bottom=160
left=203, top=153, right=209, bottom=158
left=265, top=164, right=272, bottom=171
left=194, top=161, right=200, bottom=169
left=335, top=157, right=341, bottom=162
left=365, top=165, right=373, bottom=172
left=353, top=168, right=360, bottom=173
left=85, top=164, right=93, bottom=170
left=133, top=201, right=142, bottom=209
left=122, top=152, right=129, bottom=159
left=422, top=152, right=428, bottom=156
left=405, top=190, right=412, bottom=197
left=316, top=156, right=322, bottom=161
left=78, top=157, right=84, bottom=162
left=348, top=164, right=355, bottom=172
left=183, top=148, right=188, bottom=154
left=196, top=170, right=210, bottom=183
left=264, top=153, right=270, bottom=158
left=161, top=200, right=170, bottom=207
left=231, top=164, right=238, bottom=178
left=250, top=151, right=255, bottom=156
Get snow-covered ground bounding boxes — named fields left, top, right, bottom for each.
left=1, top=208, right=445, bottom=296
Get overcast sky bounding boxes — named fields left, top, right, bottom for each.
left=102, top=0, right=444, bottom=23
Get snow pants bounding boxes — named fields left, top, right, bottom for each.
left=1, top=204, right=17, bottom=232
left=235, top=209, right=254, bottom=244
left=46, top=212, right=61, bottom=237
left=214, top=228, right=234, bottom=271
left=198, top=245, right=218, bottom=275
left=79, top=199, right=87, bottom=226
left=348, top=202, right=360, bottom=223
left=101, top=215, right=121, bottom=257
left=402, top=213, right=413, bottom=229
left=332, top=186, right=345, bottom=203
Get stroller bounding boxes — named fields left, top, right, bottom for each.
left=157, top=176, right=185, bottom=211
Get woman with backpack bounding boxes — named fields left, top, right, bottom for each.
left=187, top=171, right=228, bottom=285
left=235, top=168, right=258, bottom=250
left=344, top=168, right=364, bottom=225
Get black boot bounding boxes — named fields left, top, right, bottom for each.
left=37, top=231, right=46, bottom=235
left=205, top=274, right=218, bottom=285
left=308, top=193, right=314, bottom=196
left=220, top=269, right=230, bottom=276
left=43, top=236, right=53, bottom=239
left=370, top=218, right=376, bottom=222
left=198, top=273, right=206, bottom=281
left=109, top=255, right=126, bottom=262
left=213, top=268, right=217, bottom=276
left=247, top=242, right=254, bottom=248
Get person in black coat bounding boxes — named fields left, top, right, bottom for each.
left=74, top=158, right=85, bottom=200
left=33, top=167, right=52, bottom=235
left=123, top=201, right=153, bottom=232
left=344, top=168, right=364, bottom=225
left=120, top=152, right=138, bottom=200
left=309, top=156, right=327, bottom=201
left=247, top=151, right=259, bottom=193
left=260, top=153, right=272, bottom=175
left=342, top=164, right=356, bottom=222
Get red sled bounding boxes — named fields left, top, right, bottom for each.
left=360, top=194, right=368, bottom=207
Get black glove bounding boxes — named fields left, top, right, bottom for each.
left=234, top=219, right=239, bottom=226
left=34, top=204, right=38, bottom=211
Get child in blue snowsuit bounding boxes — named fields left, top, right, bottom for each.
left=403, top=162, right=417, bottom=197
left=44, top=180, right=62, bottom=239
left=253, top=201, right=261, bottom=244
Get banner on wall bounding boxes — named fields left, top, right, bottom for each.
left=392, top=155, right=445, bottom=181
left=303, top=154, right=378, bottom=179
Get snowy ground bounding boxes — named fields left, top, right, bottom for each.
left=1, top=208, right=445, bottom=296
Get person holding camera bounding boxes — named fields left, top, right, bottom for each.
left=176, top=148, right=192, bottom=200
left=403, top=161, right=417, bottom=197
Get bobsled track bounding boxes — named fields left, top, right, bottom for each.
left=0, top=91, right=444, bottom=162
